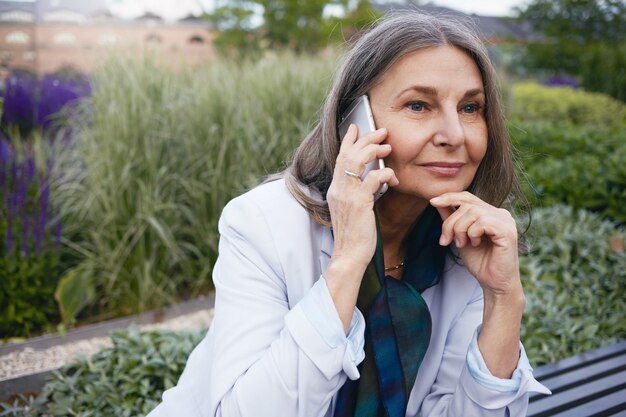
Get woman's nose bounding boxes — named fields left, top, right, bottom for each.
left=433, top=110, right=464, bottom=147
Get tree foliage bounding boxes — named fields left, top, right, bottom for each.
left=515, top=0, right=626, bottom=101
left=517, top=0, right=626, bottom=44
left=206, top=0, right=380, bottom=56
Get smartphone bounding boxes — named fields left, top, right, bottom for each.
left=338, top=95, right=388, bottom=200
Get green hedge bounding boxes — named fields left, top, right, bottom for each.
left=511, top=122, right=626, bottom=223
left=508, top=82, right=626, bottom=127
left=520, top=205, right=626, bottom=366
left=0, top=328, right=204, bottom=417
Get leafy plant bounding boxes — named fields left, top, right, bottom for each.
left=519, top=205, right=626, bottom=366
left=0, top=134, right=63, bottom=338
left=510, top=121, right=626, bottom=223
left=0, top=328, right=205, bottom=416
left=52, top=52, right=334, bottom=324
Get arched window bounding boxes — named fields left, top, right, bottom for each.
left=189, top=35, right=205, bottom=44
left=53, top=32, right=77, bottom=45
left=0, top=10, right=35, bottom=22
left=5, top=31, right=30, bottom=44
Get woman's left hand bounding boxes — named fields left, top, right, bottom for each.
left=429, top=192, right=521, bottom=297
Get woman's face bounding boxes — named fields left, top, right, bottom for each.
left=369, top=45, right=488, bottom=203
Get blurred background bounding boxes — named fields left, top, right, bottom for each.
left=0, top=0, right=625, bottom=414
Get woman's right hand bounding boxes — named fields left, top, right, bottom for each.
left=324, top=124, right=398, bottom=330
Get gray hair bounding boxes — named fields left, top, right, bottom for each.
left=281, top=11, right=525, bottom=227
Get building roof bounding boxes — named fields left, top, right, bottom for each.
left=135, top=11, right=163, bottom=22
left=0, top=1, right=35, bottom=15
left=0, top=0, right=208, bottom=23
left=37, top=0, right=109, bottom=20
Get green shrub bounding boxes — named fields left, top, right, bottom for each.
left=508, top=82, right=626, bottom=127
left=511, top=122, right=626, bottom=223
left=0, top=328, right=204, bottom=417
left=520, top=205, right=626, bottom=366
left=53, top=52, right=334, bottom=324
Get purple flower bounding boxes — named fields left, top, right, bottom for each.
left=1, top=136, right=62, bottom=260
left=8, top=159, right=20, bottom=218
left=21, top=201, right=30, bottom=257
left=0, top=137, right=12, bottom=193
left=1, top=70, right=38, bottom=135
left=544, top=75, right=579, bottom=89
left=6, top=215, right=13, bottom=255
left=34, top=179, right=49, bottom=255
left=24, top=154, right=35, bottom=184
left=37, top=73, right=92, bottom=132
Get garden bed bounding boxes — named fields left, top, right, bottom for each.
left=0, top=294, right=214, bottom=401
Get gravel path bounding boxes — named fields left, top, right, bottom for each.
left=0, top=309, right=214, bottom=380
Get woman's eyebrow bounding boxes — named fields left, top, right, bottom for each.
left=395, top=86, right=485, bottom=100
left=463, top=88, right=485, bottom=99
left=395, top=85, right=437, bottom=99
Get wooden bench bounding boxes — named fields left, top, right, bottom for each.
left=528, top=340, right=626, bottom=416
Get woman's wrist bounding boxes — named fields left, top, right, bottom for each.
left=324, top=257, right=368, bottom=333
left=482, top=281, right=526, bottom=317
left=478, top=284, right=525, bottom=378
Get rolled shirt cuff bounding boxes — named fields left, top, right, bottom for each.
left=465, top=325, right=551, bottom=398
left=286, top=276, right=366, bottom=380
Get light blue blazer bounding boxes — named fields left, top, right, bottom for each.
left=148, top=179, right=548, bottom=417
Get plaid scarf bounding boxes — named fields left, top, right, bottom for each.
left=334, top=206, right=446, bottom=417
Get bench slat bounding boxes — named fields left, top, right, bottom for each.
left=531, top=354, right=626, bottom=396
left=527, top=369, right=626, bottom=416
left=548, top=387, right=626, bottom=417
left=532, top=341, right=626, bottom=380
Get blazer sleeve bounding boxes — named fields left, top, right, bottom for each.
left=149, top=195, right=364, bottom=417
left=420, top=285, right=549, bottom=417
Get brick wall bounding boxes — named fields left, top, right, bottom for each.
left=0, top=20, right=216, bottom=75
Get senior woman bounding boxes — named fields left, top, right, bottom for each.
left=148, top=11, right=549, bottom=417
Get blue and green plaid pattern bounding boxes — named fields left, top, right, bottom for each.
left=334, top=207, right=446, bottom=417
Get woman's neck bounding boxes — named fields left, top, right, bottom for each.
left=375, top=190, right=430, bottom=270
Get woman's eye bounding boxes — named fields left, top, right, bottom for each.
left=461, top=103, right=481, bottom=114
left=408, top=101, right=425, bottom=112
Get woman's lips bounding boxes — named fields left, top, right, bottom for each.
left=420, top=162, right=465, bottom=176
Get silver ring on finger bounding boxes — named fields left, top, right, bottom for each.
left=344, top=170, right=360, bottom=179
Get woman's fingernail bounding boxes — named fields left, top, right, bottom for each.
left=431, top=197, right=442, bottom=204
